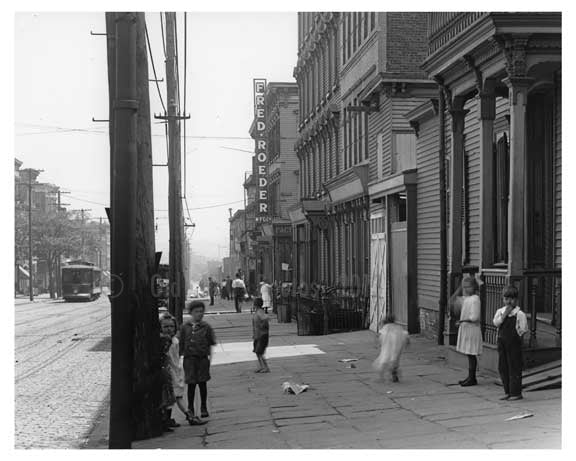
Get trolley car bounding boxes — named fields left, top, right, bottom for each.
left=62, top=261, right=102, bottom=302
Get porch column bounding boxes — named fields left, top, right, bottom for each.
left=447, top=96, right=468, bottom=345
left=479, top=80, right=496, bottom=268
left=503, top=77, right=533, bottom=277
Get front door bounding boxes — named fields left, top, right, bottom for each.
left=370, top=212, right=386, bottom=332
left=390, top=221, right=408, bottom=327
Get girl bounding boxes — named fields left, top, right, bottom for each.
left=159, top=333, right=176, bottom=431
left=179, top=301, right=217, bottom=424
left=160, top=313, right=192, bottom=427
left=450, top=275, right=482, bottom=386
left=372, top=314, right=409, bottom=383
left=493, top=285, right=528, bottom=401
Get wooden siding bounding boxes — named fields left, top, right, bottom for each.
left=368, top=97, right=392, bottom=182
left=463, top=97, right=481, bottom=267
left=554, top=72, right=562, bottom=268
left=416, top=115, right=441, bottom=310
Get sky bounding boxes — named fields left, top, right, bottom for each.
left=14, top=11, right=297, bottom=262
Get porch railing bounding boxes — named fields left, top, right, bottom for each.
left=481, top=268, right=562, bottom=348
left=427, top=12, right=489, bottom=56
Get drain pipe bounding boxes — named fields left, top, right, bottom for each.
left=437, top=87, right=448, bottom=345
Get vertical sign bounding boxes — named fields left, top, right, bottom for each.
left=253, top=78, right=270, bottom=223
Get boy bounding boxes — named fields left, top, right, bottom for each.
left=493, top=285, right=528, bottom=401
left=179, top=301, right=217, bottom=424
left=259, top=279, right=272, bottom=314
left=372, top=314, right=409, bottom=383
left=252, top=297, right=270, bottom=373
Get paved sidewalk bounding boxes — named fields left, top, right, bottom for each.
left=129, top=312, right=561, bottom=449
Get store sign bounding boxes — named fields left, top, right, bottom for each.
left=253, top=78, right=270, bottom=223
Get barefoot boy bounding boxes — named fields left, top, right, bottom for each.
left=252, top=298, right=270, bottom=373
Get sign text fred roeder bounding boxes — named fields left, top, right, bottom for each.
left=253, top=78, right=270, bottom=223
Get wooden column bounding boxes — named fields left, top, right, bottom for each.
left=406, top=183, right=419, bottom=334
left=479, top=80, right=496, bottom=268
left=447, top=96, right=468, bottom=345
left=503, top=77, right=533, bottom=277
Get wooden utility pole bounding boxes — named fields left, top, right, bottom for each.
left=108, top=11, right=138, bottom=449
left=162, top=12, right=186, bottom=324
left=27, top=170, right=33, bottom=301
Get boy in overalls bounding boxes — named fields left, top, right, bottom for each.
left=493, top=285, right=528, bottom=401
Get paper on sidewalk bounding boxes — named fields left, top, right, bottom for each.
left=282, top=381, right=309, bottom=395
left=338, top=358, right=358, bottom=363
left=505, top=413, right=534, bottom=421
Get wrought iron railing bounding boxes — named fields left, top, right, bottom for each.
left=427, top=12, right=489, bottom=56
left=275, top=285, right=369, bottom=335
left=481, top=268, right=562, bottom=348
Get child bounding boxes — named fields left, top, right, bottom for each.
left=252, top=297, right=270, bottom=373
left=372, top=314, right=409, bottom=382
left=159, top=333, right=176, bottom=431
left=232, top=273, right=246, bottom=313
left=450, top=275, right=482, bottom=386
left=493, top=285, right=528, bottom=401
left=179, top=301, right=217, bottom=424
left=160, top=313, right=190, bottom=427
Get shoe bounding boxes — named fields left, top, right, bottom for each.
left=499, top=395, right=510, bottom=400
left=458, top=378, right=468, bottom=385
left=186, top=414, right=207, bottom=426
left=508, top=395, right=523, bottom=401
left=392, top=375, right=399, bottom=383
left=163, top=425, right=174, bottom=432
left=201, top=408, right=209, bottom=418
left=460, top=378, right=477, bottom=387
left=260, top=368, right=270, bottom=373
left=168, top=418, right=181, bottom=428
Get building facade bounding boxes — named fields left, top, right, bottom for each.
left=417, top=13, right=562, bottom=358
left=249, top=82, right=300, bottom=286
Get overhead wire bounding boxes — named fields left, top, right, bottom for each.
left=144, top=20, right=167, bottom=114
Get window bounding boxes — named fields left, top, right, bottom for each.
left=346, top=14, right=351, bottom=62
left=363, top=13, right=369, bottom=39
left=391, top=131, right=417, bottom=174
left=352, top=13, right=357, bottom=52
left=371, top=12, right=376, bottom=31
left=494, top=132, right=510, bottom=264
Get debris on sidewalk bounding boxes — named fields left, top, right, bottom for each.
left=282, top=381, right=309, bottom=395
left=338, top=358, right=358, bottom=363
left=505, top=413, right=534, bottom=421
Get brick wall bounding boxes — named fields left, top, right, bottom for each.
left=385, top=13, right=428, bottom=77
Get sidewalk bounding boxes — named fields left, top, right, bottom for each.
left=130, top=310, right=561, bottom=449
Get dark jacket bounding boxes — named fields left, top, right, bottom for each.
left=179, top=320, right=216, bottom=357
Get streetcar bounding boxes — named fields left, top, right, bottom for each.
left=61, top=261, right=102, bottom=302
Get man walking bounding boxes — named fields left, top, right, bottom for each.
left=232, top=273, right=246, bottom=313
left=208, top=277, right=217, bottom=306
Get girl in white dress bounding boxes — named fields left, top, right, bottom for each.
left=450, top=275, right=482, bottom=386
left=373, top=314, right=410, bottom=382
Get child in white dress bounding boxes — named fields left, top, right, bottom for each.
left=373, top=314, right=409, bottom=382
left=450, top=275, right=482, bottom=386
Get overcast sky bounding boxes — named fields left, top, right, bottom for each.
left=14, top=12, right=297, bottom=262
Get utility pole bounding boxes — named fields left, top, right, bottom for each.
left=157, top=12, right=189, bottom=324
left=27, top=170, right=33, bottom=302
left=108, top=11, right=138, bottom=449
left=56, top=189, right=70, bottom=298
left=79, top=209, right=91, bottom=260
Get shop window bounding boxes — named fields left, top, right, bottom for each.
left=390, top=131, right=416, bottom=174
left=494, top=132, right=509, bottom=265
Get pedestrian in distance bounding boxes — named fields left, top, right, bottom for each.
left=179, top=301, right=217, bottom=425
left=208, top=277, right=217, bottom=306
left=226, top=275, right=233, bottom=301
left=220, top=279, right=228, bottom=300
left=252, top=297, right=270, bottom=373
left=259, top=278, right=272, bottom=314
left=449, top=274, right=483, bottom=386
left=372, top=314, right=409, bottom=383
left=493, top=285, right=528, bottom=401
left=159, top=313, right=191, bottom=428
left=232, top=273, right=246, bottom=313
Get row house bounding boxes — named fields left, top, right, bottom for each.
left=290, top=12, right=341, bottom=291
left=249, top=82, right=300, bottom=285
left=416, top=13, right=562, bottom=367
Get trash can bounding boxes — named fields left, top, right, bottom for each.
left=277, top=303, right=292, bottom=323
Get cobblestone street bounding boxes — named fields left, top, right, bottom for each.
left=15, top=295, right=111, bottom=448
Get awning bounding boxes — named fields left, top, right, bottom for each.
left=18, top=266, right=30, bottom=278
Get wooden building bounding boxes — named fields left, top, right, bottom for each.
left=416, top=13, right=562, bottom=365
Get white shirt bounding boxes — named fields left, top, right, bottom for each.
left=493, top=306, right=529, bottom=337
left=260, top=283, right=272, bottom=301
left=232, top=278, right=246, bottom=290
